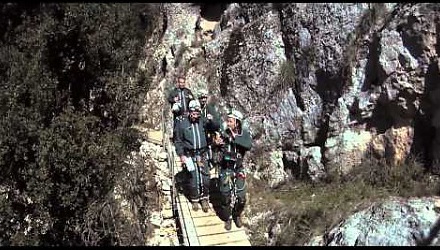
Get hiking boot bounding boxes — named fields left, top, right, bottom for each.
left=224, top=219, right=232, bottom=231
left=200, top=200, right=209, bottom=213
left=233, top=216, right=243, bottom=228
left=191, top=202, right=199, bottom=211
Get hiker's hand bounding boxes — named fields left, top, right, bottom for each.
left=207, top=114, right=213, bottom=120
left=214, top=136, right=224, bottom=145
left=180, top=155, right=186, bottom=163
left=227, top=128, right=236, bottom=139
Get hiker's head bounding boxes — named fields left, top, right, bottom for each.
left=227, top=109, right=243, bottom=131
left=197, top=89, right=208, bottom=106
left=177, top=75, right=186, bottom=89
left=188, top=100, right=201, bottom=121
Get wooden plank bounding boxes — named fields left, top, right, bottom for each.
left=178, top=197, right=193, bottom=219
left=194, top=221, right=224, bottom=228
left=176, top=191, right=193, bottom=245
left=191, top=213, right=217, bottom=219
left=212, top=239, right=252, bottom=246
left=174, top=148, right=194, bottom=247
left=198, top=229, right=250, bottom=246
left=177, top=193, right=200, bottom=246
left=147, top=129, right=163, bottom=139
left=187, top=203, right=215, bottom=217
left=176, top=199, right=188, bottom=246
left=181, top=194, right=249, bottom=246
left=190, top=209, right=251, bottom=245
left=196, top=224, right=243, bottom=237
left=192, top=215, right=223, bottom=227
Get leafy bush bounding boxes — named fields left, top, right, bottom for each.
left=0, top=3, right=161, bottom=246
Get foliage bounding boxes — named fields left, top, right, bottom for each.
left=0, top=3, right=161, bottom=246
left=247, top=156, right=440, bottom=246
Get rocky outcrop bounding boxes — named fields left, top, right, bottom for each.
left=307, top=196, right=440, bottom=246
left=204, top=3, right=378, bottom=184
left=335, top=3, right=438, bottom=173
left=136, top=2, right=440, bottom=247
left=204, top=3, right=440, bottom=184
left=139, top=3, right=202, bottom=130
left=204, top=3, right=290, bottom=186
left=138, top=138, right=179, bottom=246
left=142, top=2, right=440, bottom=186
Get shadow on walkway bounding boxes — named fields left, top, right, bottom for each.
left=174, top=168, right=228, bottom=221
left=209, top=177, right=230, bottom=222
left=174, top=169, right=191, bottom=199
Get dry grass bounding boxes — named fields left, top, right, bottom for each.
left=246, top=156, right=440, bottom=246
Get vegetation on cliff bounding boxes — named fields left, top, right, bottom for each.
left=0, top=3, right=160, bottom=245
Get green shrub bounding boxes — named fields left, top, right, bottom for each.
left=247, top=156, right=440, bottom=246
left=0, top=3, right=161, bottom=245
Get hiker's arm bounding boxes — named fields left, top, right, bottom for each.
left=174, top=123, right=185, bottom=157
left=234, top=129, right=252, bottom=151
left=167, top=89, right=177, bottom=104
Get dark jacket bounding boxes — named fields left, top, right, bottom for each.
left=201, top=102, right=222, bottom=144
left=167, top=87, right=194, bottom=116
left=175, top=115, right=220, bottom=157
left=201, top=102, right=221, bottom=127
left=219, top=127, right=252, bottom=168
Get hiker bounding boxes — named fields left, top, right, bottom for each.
left=214, top=109, right=252, bottom=231
left=174, top=99, right=220, bottom=212
left=167, top=74, right=194, bottom=141
left=196, top=89, right=222, bottom=170
left=197, top=89, right=221, bottom=125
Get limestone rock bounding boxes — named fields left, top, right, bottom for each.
left=307, top=196, right=440, bottom=246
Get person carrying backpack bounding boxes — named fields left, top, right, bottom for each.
left=214, top=109, right=252, bottom=230
left=196, top=89, right=222, bottom=171
left=174, top=99, right=220, bottom=212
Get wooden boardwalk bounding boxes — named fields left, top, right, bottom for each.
left=146, top=128, right=251, bottom=246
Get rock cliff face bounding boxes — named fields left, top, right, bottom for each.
left=204, top=3, right=440, bottom=184
left=141, top=2, right=440, bottom=186
left=307, top=196, right=440, bottom=246
left=139, top=2, right=440, bottom=246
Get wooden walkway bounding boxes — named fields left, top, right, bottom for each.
left=146, top=128, right=251, bottom=246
